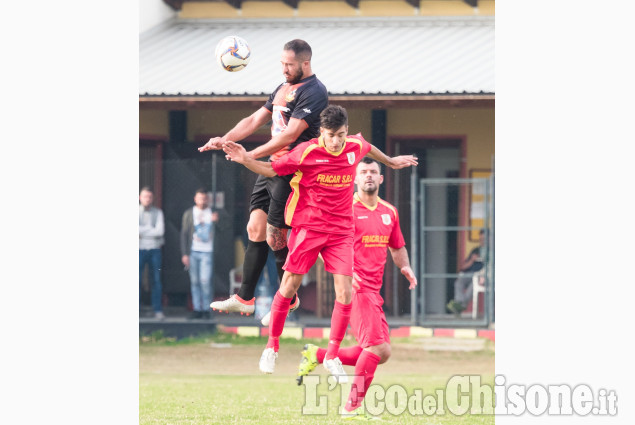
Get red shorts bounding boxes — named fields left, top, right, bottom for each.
left=283, top=227, right=353, bottom=275
left=349, top=290, right=390, bottom=348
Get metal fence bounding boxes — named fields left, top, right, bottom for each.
left=409, top=171, right=495, bottom=327
left=140, top=145, right=340, bottom=317
left=140, top=143, right=494, bottom=325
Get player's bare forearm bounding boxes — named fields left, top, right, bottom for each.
left=236, top=157, right=276, bottom=177
left=389, top=246, right=417, bottom=289
left=199, top=108, right=270, bottom=152
left=248, top=117, right=308, bottom=159
left=368, top=145, right=418, bottom=169
left=223, top=141, right=277, bottom=177
left=248, top=132, right=297, bottom=160
left=389, top=246, right=411, bottom=271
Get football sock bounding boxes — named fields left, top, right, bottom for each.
left=266, top=291, right=292, bottom=352
left=325, top=300, right=352, bottom=360
left=345, top=350, right=381, bottom=412
left=238, top=240, right=269, bottom=301
left=272, top=247, right=296, bottom=305
left=317, top=345, right=362, bottom=366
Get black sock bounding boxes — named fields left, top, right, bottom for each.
left=272, top=246, right=288, bottom=282
left=272, top=246, right=296, bottom=305
left=238, top=240, right=269, bottom=301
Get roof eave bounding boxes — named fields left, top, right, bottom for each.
left=139, top=93, right=495, bottom=109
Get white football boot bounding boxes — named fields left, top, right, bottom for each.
left=259, top=347, right=278, bottom=374
left=323, top=357, right=348, bottom=384
left=210, top=294, right=255, bottom=315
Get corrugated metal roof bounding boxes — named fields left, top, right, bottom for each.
left=139, top=16, right=494, bottom=97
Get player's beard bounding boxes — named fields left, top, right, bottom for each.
left=361, top=181, right=378, bottom=194
left=285, top=68, right=304, bottom=84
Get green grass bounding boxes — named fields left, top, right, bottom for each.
left=140, top=333, right=495, bottom=424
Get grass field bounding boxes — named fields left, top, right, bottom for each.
left=140, top=332, right=495, bottom=424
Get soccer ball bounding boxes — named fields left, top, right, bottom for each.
left=215, top=36, right=251, bottom=72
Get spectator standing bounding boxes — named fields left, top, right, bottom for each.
left=139, top=187, right=165, bottom=320
left=181, top=188, right=218, bottom=319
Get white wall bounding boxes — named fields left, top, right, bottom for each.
left=139, top=0, right=176, bottom=33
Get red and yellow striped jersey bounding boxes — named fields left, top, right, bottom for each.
left=352, top=193, right=405, bottom=293
left=271, top=133, right=372, bottom=235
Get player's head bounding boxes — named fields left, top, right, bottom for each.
left=356, top=157, right=383, bottom=195
left=194, top=188, right=209, bottom=209
left=319, top=105, right=349, bottom=153
left=139, top=186, right=154, bottom=208
left=281, top=39, right=312, bottom=84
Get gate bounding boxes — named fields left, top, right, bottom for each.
left=409, top=170, right=495, bottom=327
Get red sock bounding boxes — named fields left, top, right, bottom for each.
left=317, top=346, right=361, bottom=365
left=316, top=348, right=326, bottom=363
left=265, top=291, right=292, bottom=352
left=345, top=350, right=381, bottom=412
left=324, top=345, right=363, bottom=366
left=325, top=300, right=352, bottom=360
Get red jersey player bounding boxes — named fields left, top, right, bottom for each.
left=222, top=105, right=417, bottom=381
left=296, top=157, right=418, bottom=421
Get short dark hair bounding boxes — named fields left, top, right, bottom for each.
left=195, top=187, right=208, bottom=195
left=320, top=105, right=348, bottom=130
left=283, top=39, right=312, bottom=61
left=360, top=157, right=382, bottom=173
left=140, top=186, right=153, bottom=194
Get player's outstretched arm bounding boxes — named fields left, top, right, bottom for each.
left=198, top=107, right=271, bottom=152
left=223, top=141, right=277, bottom=177
left=248, top=117, right=309, bottom=160
left=389, top=246, right=418, bottom=290
left=367, top=145, right=418, bottom=169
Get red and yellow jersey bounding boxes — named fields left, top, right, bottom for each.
left=271, top=133, right=372, bottom=235
left=353, top=193, right=405, bottom=293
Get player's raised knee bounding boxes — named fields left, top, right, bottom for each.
left=246, top=215, right=266, bottom=241
left=370, top=343, right=391, bottom=364
left=280, top=272, right=303, bottom=297
left=378, top=344, right=391, bottom=364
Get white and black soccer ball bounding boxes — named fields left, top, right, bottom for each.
left=215, top=36, right=251, bottom=72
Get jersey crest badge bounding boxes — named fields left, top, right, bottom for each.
left=347, top=152, right=355, bottom=165
left=285, top=89, right=297, bottom=102
left=381, top=214, right=391, bottom=225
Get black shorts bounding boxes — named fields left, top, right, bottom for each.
left=249, top=174, right=293, bottom=229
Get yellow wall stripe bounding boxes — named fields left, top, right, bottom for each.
left=281, top=327, right=303, bottom=339
left=236, top=326, right=260, bottom=337
left=454, top=328, right=478, bottom=339
left=410, top=327, right=434, bottom=337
